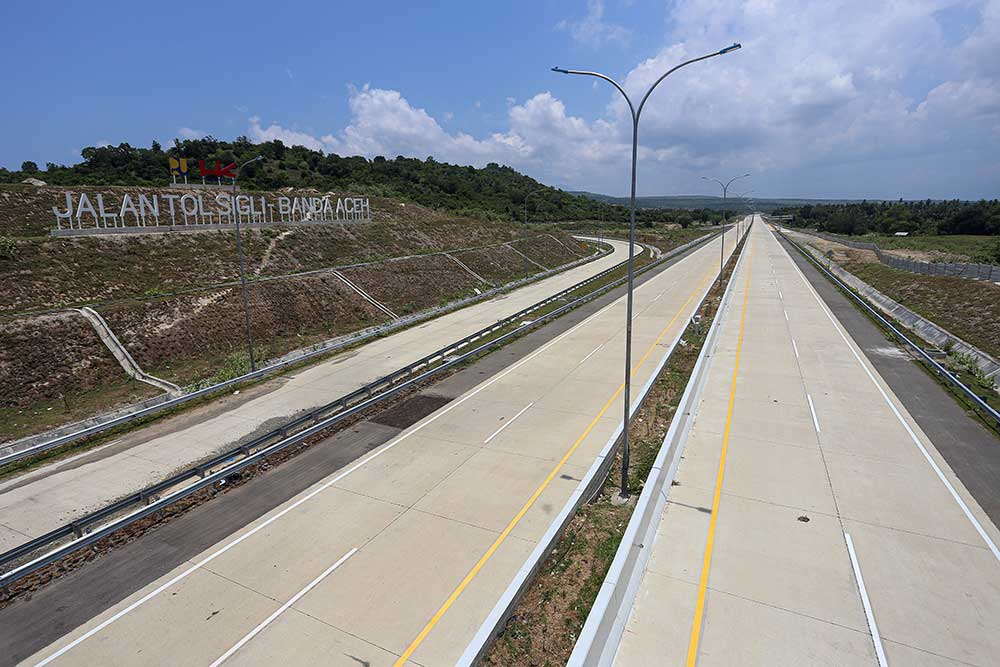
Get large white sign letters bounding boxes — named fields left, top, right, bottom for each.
left=51, top=191, right=371, bottom=235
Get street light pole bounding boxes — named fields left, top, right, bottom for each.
left=524, top=187, right=545, bottom=225
left=232, top=155, right=263, bottom=372
left=552, top=42, right=741, bottom=499
left=702, top=173, right=750, bottom=280
left=735, top=189, right=754, bottom=239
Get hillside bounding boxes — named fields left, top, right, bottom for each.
left=2, top=139, right=723, bottom=225
left=0, top=183, right=594, bottom=442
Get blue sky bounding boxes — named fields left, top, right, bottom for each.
left=2, top=1, right=998, bottom=199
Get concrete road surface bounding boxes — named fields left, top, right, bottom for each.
left=0, top=238, right=631, bottom=554
left=614, top=220, right=1000, bottom=666
left=16, top=227, right=739, bottom=667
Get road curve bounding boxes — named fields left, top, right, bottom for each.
left=0, top=239, right=633, bottom=555
left=17, top=230, right=738, bottom=666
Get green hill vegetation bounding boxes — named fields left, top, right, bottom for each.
left=776, top=200, right=1000, bottom=239
left=571, top=191, right=857, bottom=213
left=2, top=139, right=728, bottom=227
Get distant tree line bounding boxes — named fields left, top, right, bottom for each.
left=776, top=199, right=1000, bottom=236
left=1, top=138, right=729, bottom=226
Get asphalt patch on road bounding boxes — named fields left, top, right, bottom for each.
left=372, top=393, right=451, bottom=429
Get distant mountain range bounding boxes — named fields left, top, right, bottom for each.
left=570, top=192, right=862, bottom=213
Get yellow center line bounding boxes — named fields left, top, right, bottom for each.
left=393, top=259, right=720, bottom=666
left=685, top=238, right=755, bottom=666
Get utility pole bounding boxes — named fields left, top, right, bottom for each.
left=232, top=155, right=263, bottom=372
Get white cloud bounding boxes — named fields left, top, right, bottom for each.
left=242, top=1, right=1000, bottom=199
left=248, top=116, right=331, bottom=152
left=177, top=127, right=207, bottom=140
left=558, top=0, right=631, bottom=48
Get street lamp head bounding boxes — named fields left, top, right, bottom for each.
left=551, top=66, right=569, bottom=74
left=719, top=43, right=742, bottom=55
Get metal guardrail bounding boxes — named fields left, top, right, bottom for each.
left=0, top=231, right=721, bottom=589
left=565, top=221, right=750, bottom=667
left=0, top=241, right=613, bottom=468
left=778, top=229, right=1000, bottom=427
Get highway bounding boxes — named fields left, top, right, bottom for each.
left=0, top=238, right=630, bottom=554
left=14, top=228, right=739, bottom=666
left=613, top=221, right=1000, bottom=665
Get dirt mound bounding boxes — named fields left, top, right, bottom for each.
left=511, top=234, right=583, bottom=268
left=0, top=184, right=556, bottom=315
left=100, top=273, right=388, bottom=384
left=0, top=312, right=122, bottom=408
left=0, top=185, right=592, bottom=440
left=453, top=245, right=537, bottom=285
left=341, top=254, right=481, bottom=316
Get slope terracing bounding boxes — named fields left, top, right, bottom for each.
left=0, top=184, right=590, bottom=441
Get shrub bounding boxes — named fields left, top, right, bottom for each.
left=0, top=235, right=17, bottom=260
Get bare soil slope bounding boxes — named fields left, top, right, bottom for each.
left=0, top=184, right=591, bottom=442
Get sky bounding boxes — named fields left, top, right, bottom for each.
left=2, top=0, right=998, bottom=199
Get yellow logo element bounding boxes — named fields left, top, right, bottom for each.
left=168, top=157, right=189, bottom=177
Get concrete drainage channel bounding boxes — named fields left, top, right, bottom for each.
left=0, top=231, right=722, bottom=591
left=777, top=228, right=1000, bottom=427
left=0, top=239, right=612, bottom=467
left=457, top=226, right=750, bottom=667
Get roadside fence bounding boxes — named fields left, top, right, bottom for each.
left=795, top=228, right=1000, bottom=282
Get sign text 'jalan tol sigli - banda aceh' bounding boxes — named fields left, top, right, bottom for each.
left=51, top=191, right=371, bottom=237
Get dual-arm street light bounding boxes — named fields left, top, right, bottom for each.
left=232, top=155, right=263, bottom=372
left=552, top=41, right=741, bottom=499
left=736, top=189, right=754, bottom=238
left=701, top=173, right=750, bottom=278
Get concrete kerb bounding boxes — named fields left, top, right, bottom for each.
left=75, top=307, right=182, bottom=396
left=565, top=226, right=748, bottom=667
left=456, top=224, right=747, bottom=667
left=0, top=243, right=613, bottom=466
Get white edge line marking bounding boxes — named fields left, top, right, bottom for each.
left=484, top=402, right=533, bottom=444
left=778, top=289, right=783, bottom=300
left=208, top=548, right=357, bottom=667
left=776, top=230, right=1000, bottom=561
left=579, top=343, right=604, bottom=365
left=34, top=224, right=717, bottom=665
left=806, top=394, right=821, bottom=433
left=783, top=308, right=789, bottom=321
left=844, top=533, right=888, bottom=667
left=33, top=290, right=603, bottom=666
left=791, top=339, right=799, bottom=359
